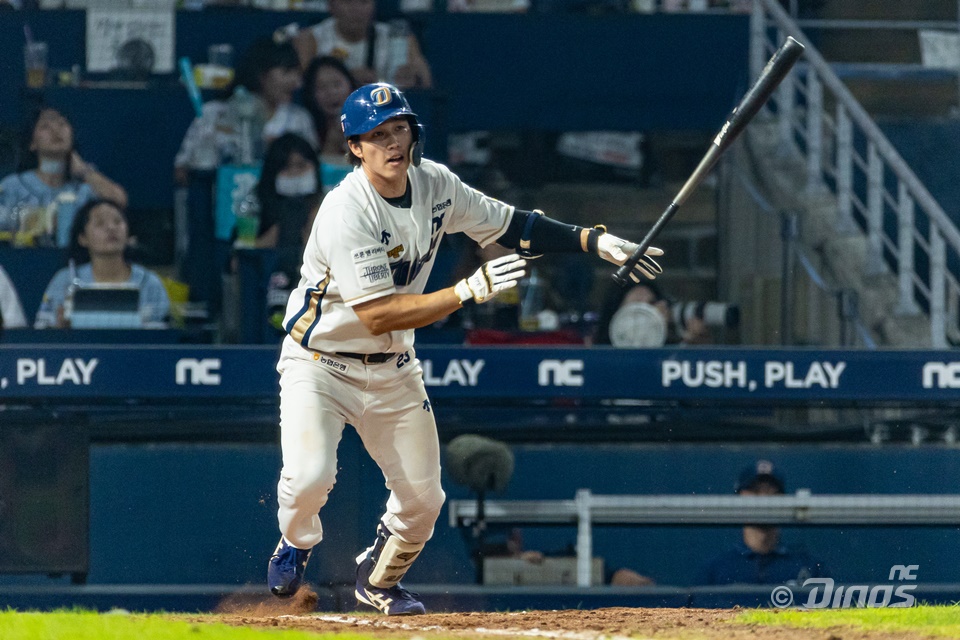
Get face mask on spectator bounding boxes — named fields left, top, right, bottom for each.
left=275, top=172, right=318, bottom=197
left=39, top=158, right=65, bottom=175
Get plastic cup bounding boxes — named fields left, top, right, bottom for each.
left=234, top=215, right=259, bottom=248
left=24, top=42, right=48, bottom=89
left=208, top=44, right=233, bottom=69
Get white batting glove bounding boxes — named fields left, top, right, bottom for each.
left=455, top=254, right=527, bottom=304
left=596, top=233, right=664, bottom=282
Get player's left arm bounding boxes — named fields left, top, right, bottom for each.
left=353, top=253, right=526, bottom=335
left=352, top=289, right=462, bottom=335
left=497, top=209, right=665, bottom=283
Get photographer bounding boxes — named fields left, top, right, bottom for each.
left=594, top=281, right=736, bottom=347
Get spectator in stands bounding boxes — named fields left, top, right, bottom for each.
left=593, top=280, right=711, bottom=347
left=34, top=199, right=169, bottom=329
left=302, top=56, right=359, bottom=191
left=252, top=133, right=323, bottom=330
left=0, top=265, right=27, bottom=330
left=292, top=0, right=433, bottom=90
left=174, top=35, right=317, bottom=184
left=0, top=108, right=128, bottom=248
left=698, top=460, right=828, bottom=585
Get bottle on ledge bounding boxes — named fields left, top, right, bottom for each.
left=518, top=267, right=544, bottom=332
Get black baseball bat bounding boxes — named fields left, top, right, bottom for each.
left=613, top=36, right=805, bottom=286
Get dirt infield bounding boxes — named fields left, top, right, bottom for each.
left=206, top=589, right=924, bottom=640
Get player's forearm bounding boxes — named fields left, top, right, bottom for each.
left=353, top=289, right=462, bottom=335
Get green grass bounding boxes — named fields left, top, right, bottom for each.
left=0, top=610, right=376, bottom=640
left=738, top=604, right=960, bottom=637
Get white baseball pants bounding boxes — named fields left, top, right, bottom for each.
left=275, top=347, right=445, bottom=550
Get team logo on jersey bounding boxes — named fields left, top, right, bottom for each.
left=390, top=212, right=446, bottom=287
left=381, top=230, right=391, bottom=244
left=387, top=244, right=404, bottom=259
left=371, top=86, right=393, bottom=106
left=431, top=199, right=451, bottom=214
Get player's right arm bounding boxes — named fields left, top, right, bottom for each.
left=435, top=162, right=665, bottom=282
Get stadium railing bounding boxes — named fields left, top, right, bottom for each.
left=449, top=488, right=960, bottom=586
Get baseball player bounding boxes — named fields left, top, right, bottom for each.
left=267, top=83, right=664, bottom=615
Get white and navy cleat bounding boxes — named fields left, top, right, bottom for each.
left=268, top=537, right=313, bottom=597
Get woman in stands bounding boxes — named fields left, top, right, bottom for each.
left=252, top=133, right=323, bottom=330
left=302, top=56, right=358, bottom=191
left=0, top=108, right=127, bottom=247
left=174, top=36, right=317, bottom=183
left=34, top=199, right=169, bottom=329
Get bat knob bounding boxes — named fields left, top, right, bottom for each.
left=611, top=266, right=633, bottom=288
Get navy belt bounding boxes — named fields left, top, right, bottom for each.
left=336, top=352, right=396, bottom=364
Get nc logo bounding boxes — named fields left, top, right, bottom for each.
left=176, top=358, right=222, bottom=385
left=922, top=362, right=960, bottom=389
left=538, top=360, right=584, bottom=387
left=371, top=86, right=392, bottom=106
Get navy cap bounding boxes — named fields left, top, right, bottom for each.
left=735, top=459, right=785, bottom=494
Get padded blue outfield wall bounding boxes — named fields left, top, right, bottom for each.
left=2, top=346, right=960, bottom=590
left=79, top=440, right=960, bottom=588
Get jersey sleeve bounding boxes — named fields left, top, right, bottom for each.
left=441, top=165, right=514, bottom=247
left=319, top=203, right=397, bottom=307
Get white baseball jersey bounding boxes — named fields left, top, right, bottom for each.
left=281, top=158, right=514, bottom=355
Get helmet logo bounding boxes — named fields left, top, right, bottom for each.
left=370, top=86, right=392, bottom=107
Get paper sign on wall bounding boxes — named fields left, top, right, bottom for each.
left=86, top=9, right=175, bottom=74
left=919, top=30, right=960, bottom=70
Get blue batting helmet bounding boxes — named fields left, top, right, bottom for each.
left=341, top=83, right=424, bottom=165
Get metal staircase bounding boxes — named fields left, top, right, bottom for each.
left=744, top=0, right=960, bottom=347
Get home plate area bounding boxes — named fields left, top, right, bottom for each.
left=208, top=607, right=918, bottom=640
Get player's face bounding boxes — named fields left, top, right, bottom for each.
left=740, top=480, right=781, bottom=497
left=79, top=203, right=129, bottom=258
left=351, top=117, right=412, bottom=191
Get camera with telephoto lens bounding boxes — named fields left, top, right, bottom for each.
left=669, top=300, right=740, bottom=331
